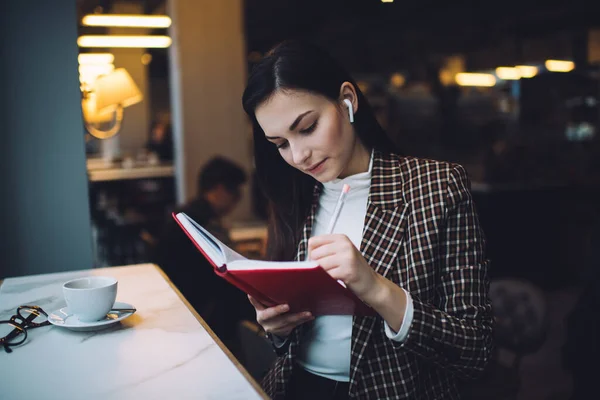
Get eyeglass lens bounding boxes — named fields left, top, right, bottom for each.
left=0, top=321, right=26, bottom=352
left=1, top=306, right=49, bottom=353
left=18, top=307, right=48, bottom=325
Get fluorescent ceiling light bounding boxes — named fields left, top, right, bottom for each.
left=82, top=14, right=171, bottom=28
left=78, top=53, right=114, bottom=65
left=455, top=73, right=496, bottom=87
left=495, top=67, right=520, bottom=80
left=545, top=60, right=575, bottom=72
left=516, top=65, right=538, bottom=78
left=77, top=35, right=172, bottom=48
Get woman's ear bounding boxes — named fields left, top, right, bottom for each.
left=339, top=81, right=358, bottom=116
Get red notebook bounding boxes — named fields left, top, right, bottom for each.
left=173, top=212, right=375, bottom=316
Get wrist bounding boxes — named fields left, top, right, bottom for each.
left=266, top=331, right=287, bottom=341
left=266, top=331, right=290, bottom=350
left=363, top=272, right=391, bottom=308
left=364, top=273, right=408, bottom=323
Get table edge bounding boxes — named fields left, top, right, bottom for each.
left=0, top=268, right=269, bottom=400
left=151, top=264, right=270, bottom=400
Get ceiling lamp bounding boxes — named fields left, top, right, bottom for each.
left=495, top=67, right=521, bottom=80
left=516, top=65, right=538, bottom=78
left=455, top=73, right=496, bottom=87
left=545, top=60, right=575, bottom=72
left=77, top=35, right=172, bottom=48
left=82, top=14, right=171, bottom=28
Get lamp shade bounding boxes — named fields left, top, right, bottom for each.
left=82, top=93, right=112, bottom=123
left=94, top=68, right=143, bottom=115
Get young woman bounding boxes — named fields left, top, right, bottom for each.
left=242, top=40, right=493, bottom=400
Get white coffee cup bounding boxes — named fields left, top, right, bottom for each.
left=63, top=276, right=118, bottom=322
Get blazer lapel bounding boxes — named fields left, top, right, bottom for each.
left=360, top=150, right=410, bottom=277
left=350, top=150, right=410, bottom=388
left=361, top=202, right=410, bottom=278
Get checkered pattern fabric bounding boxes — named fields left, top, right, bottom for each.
left=262, top=151, right=494, bottom=399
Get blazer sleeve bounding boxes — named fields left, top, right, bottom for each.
left=392, top=164, right=494, bottom=380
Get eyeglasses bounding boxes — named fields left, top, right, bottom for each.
left=0, top=305, right=50, bottom=353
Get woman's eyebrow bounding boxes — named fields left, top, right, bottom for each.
left=288, top=110, right=314, bottom=131
left=265, top=110, right=314, bottom=140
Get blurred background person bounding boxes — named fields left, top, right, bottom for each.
left=151, top=156, right=254, bottom=357
left=147, top=118, right=174, bottom=162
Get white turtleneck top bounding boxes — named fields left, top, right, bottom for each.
left=293, top=152, right=414, bottom=382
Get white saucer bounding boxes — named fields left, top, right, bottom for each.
left=48, top=301, right=136, bottom=332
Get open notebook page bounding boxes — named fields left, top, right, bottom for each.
left=227, top=259, right=319, bottom=270
left=180, top=213, right=247, bottom=265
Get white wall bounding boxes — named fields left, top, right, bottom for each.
left=168, top=0, right=254, bottom=221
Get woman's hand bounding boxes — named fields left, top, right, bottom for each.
left=308, top=234, right=381, bottom=303
left=248, top=295, right=314, bottom=338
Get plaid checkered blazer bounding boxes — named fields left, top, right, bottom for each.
left=262, top=150, right=494, bottom=399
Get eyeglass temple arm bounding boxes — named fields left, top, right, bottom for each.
left=3, top=326, right=25, bottom=342
left=2, top=311, right=39, bottom=341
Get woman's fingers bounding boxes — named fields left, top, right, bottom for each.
left=247, top=294, right=267, bottom=311
left=308, top=234, right=338, bottom=249
left=257, top=304, right=290, bottom=322
left=278, top=311, right=313, bottom=327
left=314, top=253, right=342, bottom=271
left=257, top=307, right=313, bottom=330
left=264, top=311, right=314, bottom=336
left=248, top=296, right=314, bottom=336
left=307, top=234, right=340, bottom=257
left=308, top=242, right=339, bottom=261
left=308, top=235, right=356, bottom=263
left=270, top=312, right=314, bottom=333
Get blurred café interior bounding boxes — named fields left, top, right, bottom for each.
left=1, top=0, right=599, bottom=398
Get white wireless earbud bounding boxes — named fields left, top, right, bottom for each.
left=343, top=99, right=354, bottom=123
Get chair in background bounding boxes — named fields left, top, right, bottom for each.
left=491, top=278, right=548, bottom=363
left=237, top=320, right=277, bottom=382
left=462, top=278, right=548, bottom=399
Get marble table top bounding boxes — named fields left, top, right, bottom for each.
left=0, top=264, right=267, bottom=400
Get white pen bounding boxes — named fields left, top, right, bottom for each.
left=326, top=184, right=350, bottom=288
left=326, top=184, right=350, bottom=234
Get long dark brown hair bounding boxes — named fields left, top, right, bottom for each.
left=242, top=40, right=398, bottom=261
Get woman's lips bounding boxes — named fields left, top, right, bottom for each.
left=306, top=158, right=327, bottom=174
